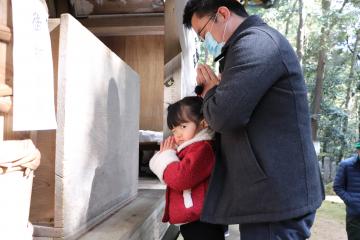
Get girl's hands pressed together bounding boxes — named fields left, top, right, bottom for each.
left=160, top=136, right=177, bottom=152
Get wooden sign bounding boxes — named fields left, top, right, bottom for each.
left=11, top=0, right=57, bottom=131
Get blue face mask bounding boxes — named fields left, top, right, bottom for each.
left=203, top=15, right=229, bottom=57
left=204, top=32, right=225, bottom=57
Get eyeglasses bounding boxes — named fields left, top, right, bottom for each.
left=197, top=15, right=216, bottom=41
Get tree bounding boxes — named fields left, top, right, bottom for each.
left=311, top=0, right=348, bottom=141
left=310, top=0, right=331, bottom=141
left=296, top=0, right=304, bottom=65
left=339, top=29, right=360, bottom=160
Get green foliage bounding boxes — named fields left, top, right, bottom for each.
left=251, top=0, right=360, bottom=162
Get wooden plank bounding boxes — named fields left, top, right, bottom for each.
left=49, top=18, right=60, bottom=110
left=1, top=0, right=9, bottom=142
left=87, top=25, right=164, bottom=36
left=72, top=0, right=164, bottom=17
left=100, top=35, right=164, bottom=131
left=52, top=19, right=62, bottom=228
left=79, top=14, right=165, bottom=28
left=56, top=14, right=140, bottom=238
left=165, top=0, right=181, bottom=63
left=0, top=0, right=10, bottom=84
left=165, top=53, right=181, bottom=78
left=80, top=15, right=164, bottom=27
left=29, top=18, right=60, bottom=226
left=29, top=130, right=56, bottom=225
left=0, top=0, right=10, bottom=29
left=0, top=42, right=10, bottom=87
left=54, top=171, right=63, bottom=229
left=80, top=15, right=164, bottom=36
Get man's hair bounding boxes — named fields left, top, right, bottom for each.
left=167, top=96, right=204, bottom=130
left=183, top=0, right=248, bottom=29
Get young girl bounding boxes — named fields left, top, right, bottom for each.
left=149, top=96, right=225, bottom=240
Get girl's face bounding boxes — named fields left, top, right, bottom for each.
left=171, top=121, right=201, bottom=145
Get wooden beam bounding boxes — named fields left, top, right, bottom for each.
left=71, top=1, right=164, bottom=17
left=165, top=0, right=181, bottom=63
left=0, top=25, right=11, bottom=43
left=80, top=14, right=164, bottom=26
left=80, top=15, right=164, bottom=36
left=88, top=25, right=164, bottom=36
left=165, top=53, right=181, bottom=78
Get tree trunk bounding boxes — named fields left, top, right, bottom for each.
left=296, top=0, right=304, bottom=65
left=311, top=0, right=348, bottom=141
left=284, top=0, right=298, bottom=37
left=311, top=26, right=328, bottom=141
left=344, top=30, right=360, bottom=111
left=339, top=29, right=360, bottom=159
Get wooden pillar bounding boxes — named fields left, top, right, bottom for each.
left=0, top=0, right=10, bottom=140
left=0, top=0, right=30, bottom=141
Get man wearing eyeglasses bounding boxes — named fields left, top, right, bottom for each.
left=183, top=1, right=324, bottom=240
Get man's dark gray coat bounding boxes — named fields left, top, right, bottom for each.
left=201, top=15, right=324, bottom=224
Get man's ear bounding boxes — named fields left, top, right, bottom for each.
left=217, top=6, right=231, bottom=22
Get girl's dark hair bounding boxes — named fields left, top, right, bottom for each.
left=167, top=96, right=204, bottom=130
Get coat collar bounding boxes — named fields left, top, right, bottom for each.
left=214, top=15, right=266, bottom=62
left=177, top=128, right=214, bottom=152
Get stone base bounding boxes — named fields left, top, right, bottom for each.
left=33, top=189, right=178, bottom=240
left=78, top=189, right=168, bottom=240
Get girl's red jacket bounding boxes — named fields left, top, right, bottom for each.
left=149, top=129, right=215, bottom=224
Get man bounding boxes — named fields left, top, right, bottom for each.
left=182, top=1, right=324, bottom=239
left=334, top=141, right=360, bottom=240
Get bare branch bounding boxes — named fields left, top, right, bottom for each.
left=346, top=36, right=360, bottom=60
